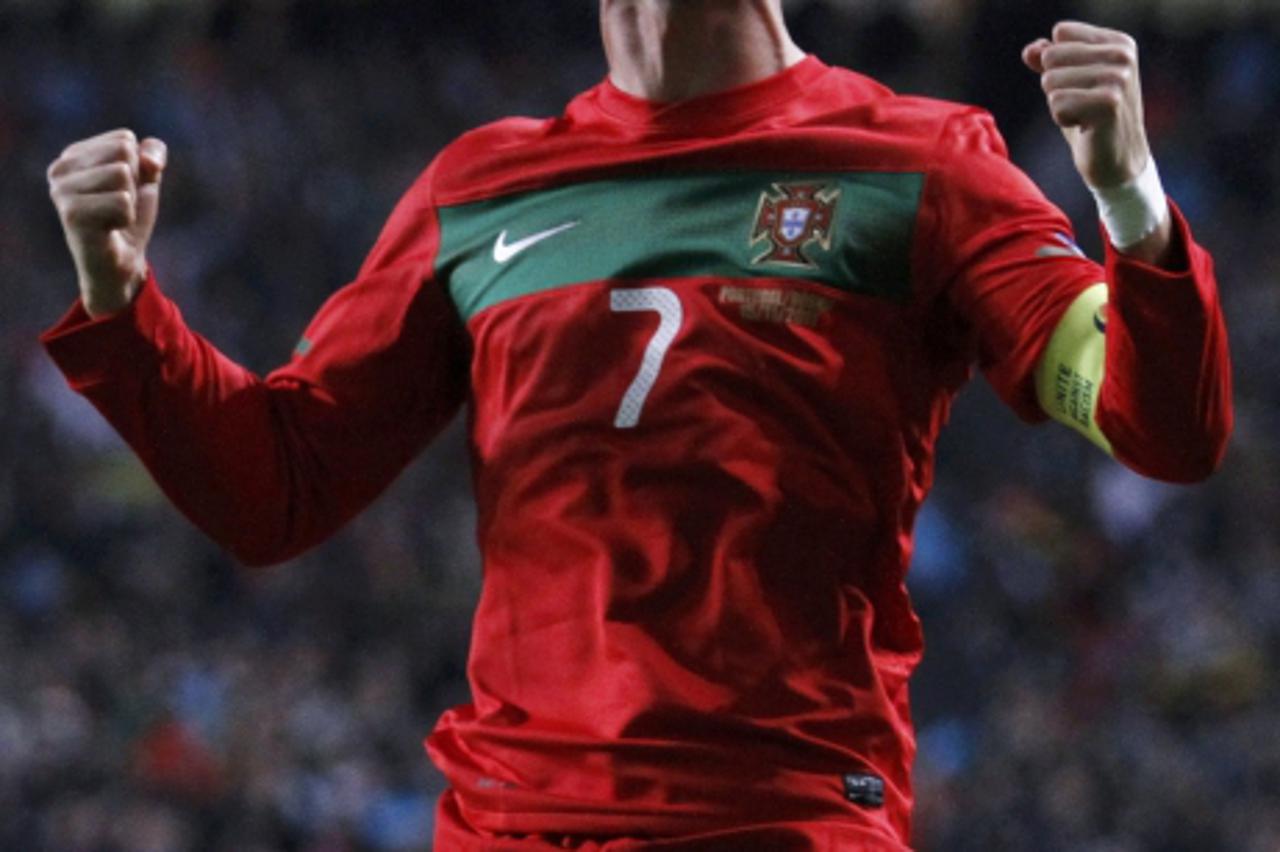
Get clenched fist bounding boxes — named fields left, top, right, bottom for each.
left=1024, top=21, right=1174, bottom=265
left=1023, top=21, right=1149, bottom=190
left=47, top=129, right=168, bottom=318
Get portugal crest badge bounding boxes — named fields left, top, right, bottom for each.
left=750, top=183, right=841, bottom=269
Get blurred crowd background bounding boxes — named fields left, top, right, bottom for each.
left=2, top=0, right=1278, bottom=849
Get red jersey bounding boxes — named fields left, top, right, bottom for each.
left=43, top=57, right=1231, bottom=849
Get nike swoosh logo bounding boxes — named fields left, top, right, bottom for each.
left=493, top=221, right=580, bottom=263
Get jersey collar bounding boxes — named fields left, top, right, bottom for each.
left=580, top=55, right=830, bottom=136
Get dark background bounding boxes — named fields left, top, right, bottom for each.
left=1, top=1, right=1277, bottom=849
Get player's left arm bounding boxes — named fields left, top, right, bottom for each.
left=1024, top=21, right=1233, bottom=481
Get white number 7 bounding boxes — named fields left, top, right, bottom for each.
left=610, top=287, right=683, bottom=429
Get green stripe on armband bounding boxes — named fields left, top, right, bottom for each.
left=1035, top=283, right=1113, bottom=455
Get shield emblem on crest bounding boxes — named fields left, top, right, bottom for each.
left=780, top=207, right=812, bottom=243
left=750, top=183, right=841, bottom=269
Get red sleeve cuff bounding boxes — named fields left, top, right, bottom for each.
left=1102, top=200, right=1218, bottom=347
left=1103, top=200, right=1211, bottom=296
left=1095, top=199, right=1231, bottom=482
left=39, top=270, right=171, bottom=391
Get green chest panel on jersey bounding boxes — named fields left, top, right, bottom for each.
left=437, top=170, right=924, bottom=321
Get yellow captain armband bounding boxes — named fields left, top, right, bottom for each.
left=1034, top=283, right=1114, bottom=456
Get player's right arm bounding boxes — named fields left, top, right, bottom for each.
left=42, top=131, right=469, bottom=566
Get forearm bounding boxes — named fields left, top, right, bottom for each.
left=1037, top=204, right=1233, bottom=482
left=41, top=273, right=436, bottom=565
left=1096, top=206, right=1233, bottom=481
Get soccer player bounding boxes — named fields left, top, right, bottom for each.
left=42, top=1, right=1231, bottom=849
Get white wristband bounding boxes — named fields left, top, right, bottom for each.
left=1089, top=157, right=1169, bottom=250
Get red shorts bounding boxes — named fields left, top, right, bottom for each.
left=434, top=789, right=909, bottom=851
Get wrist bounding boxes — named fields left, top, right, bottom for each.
left=1090, top=156, right=1170, bottom=251
left=82, top=270, right=145, bottom=319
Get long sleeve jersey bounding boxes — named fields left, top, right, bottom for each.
left=42, top=56, right=1232, bottom=849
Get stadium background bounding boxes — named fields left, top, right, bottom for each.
left=2, top=0, right=1277, bottom=849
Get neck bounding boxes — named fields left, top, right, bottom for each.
left=601, top=0, right=805, bottom=102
